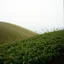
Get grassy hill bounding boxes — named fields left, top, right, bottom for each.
left=0, top=30, right=64, bottom=64
left=0, top=22, right=36, bottom=43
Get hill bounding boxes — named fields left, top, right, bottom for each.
left=0, top=30, right=64, bottom=64
left=0, top=22, right=36, bottom=43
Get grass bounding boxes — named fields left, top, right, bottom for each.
left=0, top=30, right=64, bottom=64
left=0, top=22, right=36, bottom=44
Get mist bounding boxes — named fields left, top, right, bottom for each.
left=0, top=0, right=64, bottom=33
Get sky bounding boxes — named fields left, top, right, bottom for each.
left=0, top=0, right=64, bottom=33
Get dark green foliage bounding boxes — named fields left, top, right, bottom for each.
left=0, top=30, right=64, bottom=64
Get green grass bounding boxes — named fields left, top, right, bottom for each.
left=0, top=30, right=64, bottom=64
left=0, top=22, right=36, bottom=44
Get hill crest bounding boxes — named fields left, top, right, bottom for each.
left=0, top=22, right=36, bottom=43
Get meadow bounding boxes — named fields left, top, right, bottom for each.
left=0, top=22, right=36, bottom=44
left=0, top=30, right=64, bottom=64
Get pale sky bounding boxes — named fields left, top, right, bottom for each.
left=0, top=0, right=64, bottom=33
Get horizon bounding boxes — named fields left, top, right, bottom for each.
left=0, top=0, right=64, bottom=33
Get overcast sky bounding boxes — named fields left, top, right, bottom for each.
left=0, top=0, right=64, bottom=33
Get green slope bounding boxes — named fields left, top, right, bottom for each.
left=0, top=22, right=36, bottom=43
left=0, top=30, right=64, bottom=64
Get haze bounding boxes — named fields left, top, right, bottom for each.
left=0, top=0, right=64, bottom=33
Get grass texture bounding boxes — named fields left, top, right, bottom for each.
left=0, top=30, right=64, bottom=64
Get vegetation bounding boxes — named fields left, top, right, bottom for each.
left=0, top=22, right=36, bottom=44
left=0, top=30, right=64, bottom=64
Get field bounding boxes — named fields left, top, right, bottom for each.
left=0, top=22, right=36, bottom=44
left=0, top=30, right=64, bottom=64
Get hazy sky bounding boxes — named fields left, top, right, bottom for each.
left=0, top=0, right=64, bottom=33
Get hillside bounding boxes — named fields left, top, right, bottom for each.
left=0, top=22, right=36, bottom=43
left=0, top=30, right=64, bottom=64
